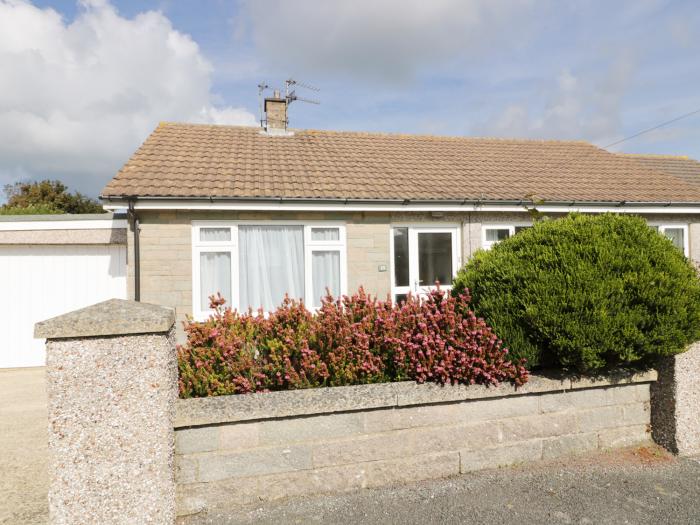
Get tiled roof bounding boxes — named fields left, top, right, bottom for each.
left=620, top=154, right=700, bottom=189
left=101, top=123, right=700, bottom=203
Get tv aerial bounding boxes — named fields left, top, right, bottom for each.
left=257, top=81, right=269, bottom=127
left=258, top=79, right=320, bottom=129
left=284, top=78, right=320, bottom=106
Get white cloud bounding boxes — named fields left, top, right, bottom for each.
left=0, top=0, right=256, bottom=197
left=240, top=0, right=541, bottom=82
left=475, top=56, right=636, bottom=145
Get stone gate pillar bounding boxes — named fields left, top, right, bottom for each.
left=35, top=299, right=177, bottom=524
left=651, top=342, right=700, bottom=456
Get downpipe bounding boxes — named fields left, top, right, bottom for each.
left=127, top=201, right=141, bottom=302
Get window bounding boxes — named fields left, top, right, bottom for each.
left=306, top=227, right=345, bottom=308
left=482, top=222, right=689, bottom=256
left=652, top=224, right=689, bottom=257
left=192, top=222, right=346, bottom=318
left=482, top=224, right=531, bottom=250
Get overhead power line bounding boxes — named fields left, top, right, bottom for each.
left=516, top=105, right=700, bottom=206
left=602, top=107, right=700, bottom=149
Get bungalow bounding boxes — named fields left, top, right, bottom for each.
left=100, top=95, right=700, bottom=341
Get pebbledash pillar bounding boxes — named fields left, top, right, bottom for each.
left=35, top=299, right=177, bottom=524
left=651, top=341, right=700, bottom=456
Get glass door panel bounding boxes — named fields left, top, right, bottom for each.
left=417, top=232, right=453, bottom=287
left=414, top=229, right=456, bottom=297
left=391, top=227, right=411, bottom=303
left=391, top=226, right=459, bottom=302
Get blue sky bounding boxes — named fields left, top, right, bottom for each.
left=1, top=0, right=699, bottom=197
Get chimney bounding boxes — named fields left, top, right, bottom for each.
left=264, top=89, right=288, bottom=133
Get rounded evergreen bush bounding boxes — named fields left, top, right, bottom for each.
left=452, top=213, right=700, bottom=373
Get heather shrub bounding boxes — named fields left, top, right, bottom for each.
left=389, top=289, right=528, bottom=386
left=177, top=288, right=528, bottom=398
left=313, top=289, right=391, bottom=386
left=178, top=295, right=329, bottom=397
left=452, top=213, right=700, bottom=373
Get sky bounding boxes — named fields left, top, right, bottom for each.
left=0, top=0, right=699, bottom=198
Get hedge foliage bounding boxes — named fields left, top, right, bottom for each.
left=177, top=288, right=528, bottom=398
left=452, top=213, right=700, bottom=373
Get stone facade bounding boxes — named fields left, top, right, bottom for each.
left=36, top=300, right=177, bottom=525
left=651, top=342, right=700, bottom=456
left=346, top=219, right=390, bottom=298
left=175, top=372, right=656, bottom=515
left=128, top=210, right=394, bottom=342
left=128, top=209, right=700, bottom=342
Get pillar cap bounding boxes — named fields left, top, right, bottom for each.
left=35, top=299, right=175, bottom=339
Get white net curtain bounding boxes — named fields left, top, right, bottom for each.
left=238, top=225, right=305, bottom=312
left=199, top=252, right=231, bottom=310
left=312, top=251, right=340, bottom=307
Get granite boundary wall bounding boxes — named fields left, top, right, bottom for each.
left=36, top=296, right=699, bottom=522
left=651, top=342, right=700, bottom=456
left=175, top=371, right=657, bottom=516
left=36, top=299, right=177, bottom=525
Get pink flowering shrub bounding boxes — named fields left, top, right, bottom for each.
left=178, top=287, right=528, bottom=398
left=312, top=288, right=394, bottom=386
left=178, top=296, right=329, bottom=397
left=387, top=289, right=527, bottom=386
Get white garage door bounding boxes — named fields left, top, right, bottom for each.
left=0, top=244, right=127, bottom=368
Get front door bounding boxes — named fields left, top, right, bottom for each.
left=391, top=226, right=460, bottom=303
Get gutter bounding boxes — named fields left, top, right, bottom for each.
left=100, top=195, right=700, bottom=214
left=100, top=194, right=700, bottom=207
left=127, top=200, right=140, bottom=302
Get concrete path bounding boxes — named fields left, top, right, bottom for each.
left=0, top=367, right=49, bottom=524
left=182, top=447, right=700, bottom=525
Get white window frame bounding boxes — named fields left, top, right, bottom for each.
left=650, top=223, right=689, bottom=257
left=481, top=223, right=532, bottom=250
left=481, top=222, right=690, bottom=257
left=389, top=223, right=461, bottom=303
left=304, top=225, right=347, bottom=308
left=191, top=221, right=347, bottom=319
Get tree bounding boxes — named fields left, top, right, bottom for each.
left=1, top=180, right=103, bottom=214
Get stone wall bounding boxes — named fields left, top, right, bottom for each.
left=36, top=299, right=177, bottom=524
left=174, top=371, right=656, bottom=515
left=651, top=342, right=700, bottom=456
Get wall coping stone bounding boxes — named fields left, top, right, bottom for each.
left=35, top=298, right=175, bottom=339
left=175, top=369, right=657, bottom=428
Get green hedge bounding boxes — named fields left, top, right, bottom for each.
left=452, top=213, right=700, bottom=373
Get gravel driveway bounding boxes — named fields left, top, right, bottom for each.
left=0, top=367, right=49, bottom=525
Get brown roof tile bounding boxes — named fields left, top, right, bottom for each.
left=619, top=154, right=700, bottom=189
left=101, top=123, right=700, bottom=203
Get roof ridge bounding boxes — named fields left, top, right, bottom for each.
left=619, top=153, right=691, bottom=160
left=156, top=121, right=595, bottom=146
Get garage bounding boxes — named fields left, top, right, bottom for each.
left=0, top=215, right=128, bottom=368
